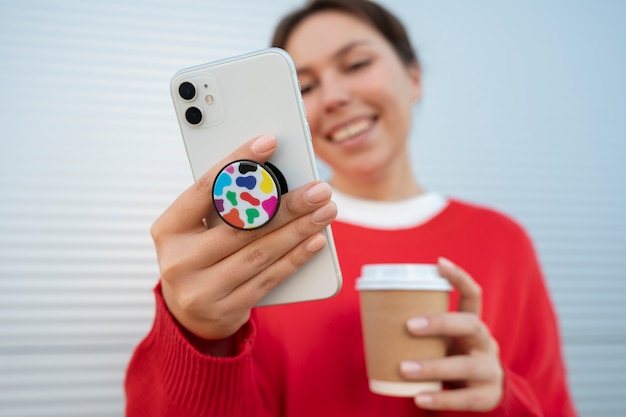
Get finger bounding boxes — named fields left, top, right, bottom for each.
left=414, top=385, right=501, bottom=412
left=179, top=181, right=334, bottom=271
left=400, top=354, right=500, bottom=383
left=157, top=134, right=278, bottom=233
left=168, top=229, right=326, bottom=340
left=163, top=229, right=332, bottom=341
left=205, top=201, right=337, bottom=298
left=407, top=313, right=495, bottom=352
left=437, top=257, right=481, bottom=315
left=222, top=231, right=330, bottom=307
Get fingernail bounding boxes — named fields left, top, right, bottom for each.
left=407, top=317, right=429, bottom=331
left=400, top=361, right=421, bottom=374
left=305, top=233, right=327, bottom=253
left=415, top=394, right=433, bottom=406
left=304, top=182, right=331, bottom=204
left=438, top=256, right=455, bottom=269
left=250, top=134, right=277, bottom=154
left=311, top=202, right=337, bottom=224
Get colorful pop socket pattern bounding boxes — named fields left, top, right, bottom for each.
left=212, top=160, right=281, bottom=230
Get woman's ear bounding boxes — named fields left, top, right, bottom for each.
left=408, top=63, right=422, bottom=102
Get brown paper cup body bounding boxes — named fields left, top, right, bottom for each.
left=359, top=289, right=449, bottom=397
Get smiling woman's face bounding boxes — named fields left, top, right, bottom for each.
left=285, top=10, right=421, bottom=188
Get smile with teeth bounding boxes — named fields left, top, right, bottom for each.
left=329, top=118, right=374, bottom=143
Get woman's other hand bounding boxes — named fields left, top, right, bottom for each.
left=401, top=257, right=504, bottom=411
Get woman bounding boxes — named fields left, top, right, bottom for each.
left=126, top=1, right=577, bottom=415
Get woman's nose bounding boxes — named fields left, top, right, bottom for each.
left=321, top=75, right=351, bottom=113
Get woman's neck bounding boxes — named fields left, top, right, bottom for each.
left=329, top=165, right=423, bottom=201
left=329, top=156, right=424, bottom=201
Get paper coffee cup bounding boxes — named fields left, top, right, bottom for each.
left=356, top=264, right=452, bottom=397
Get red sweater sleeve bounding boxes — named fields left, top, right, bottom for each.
left=493, top=223, right=577, bottom=417
left=441, top=206, right=577, bottom=417
left=124, top=283, right=275, bottom=417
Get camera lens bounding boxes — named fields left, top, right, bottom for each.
left=185, top=107, right=203, bottom=125
left=179, top=82, right=196, bottom=101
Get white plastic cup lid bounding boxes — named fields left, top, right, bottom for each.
left=356, top=264, right=452, bottom=291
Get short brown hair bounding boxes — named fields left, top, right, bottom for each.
left=272, top=0, right=419, bottom=68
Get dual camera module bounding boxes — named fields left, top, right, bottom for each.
left=178, top=81, right=206, bottom=125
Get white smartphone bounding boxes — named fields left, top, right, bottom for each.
left=170, top=48, right=342, bottom=306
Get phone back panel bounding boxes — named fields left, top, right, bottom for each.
left=170, top=48, right=342, bottom=306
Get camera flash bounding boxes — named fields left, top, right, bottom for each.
left=205, top=94, right=215, bottom=105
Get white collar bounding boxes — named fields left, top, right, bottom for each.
left=332, top=189, right=448, bottom=230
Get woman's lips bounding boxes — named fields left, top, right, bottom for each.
left=327, top=116, right=376, bottom=143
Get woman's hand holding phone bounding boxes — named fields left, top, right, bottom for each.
left=151, top=134, right=337, bottom=352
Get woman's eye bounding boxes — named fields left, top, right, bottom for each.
left=300, top=82, right=316, bottom=95
left=347, top=59, right=371, bottom=72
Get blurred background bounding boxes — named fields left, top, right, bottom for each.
left=1, top=1, right=624, bottom=415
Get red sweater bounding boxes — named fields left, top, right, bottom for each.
left=126, top=199, right=577, bottom=416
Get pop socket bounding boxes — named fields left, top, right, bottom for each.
left=212, top=159, right=287, bottom=230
